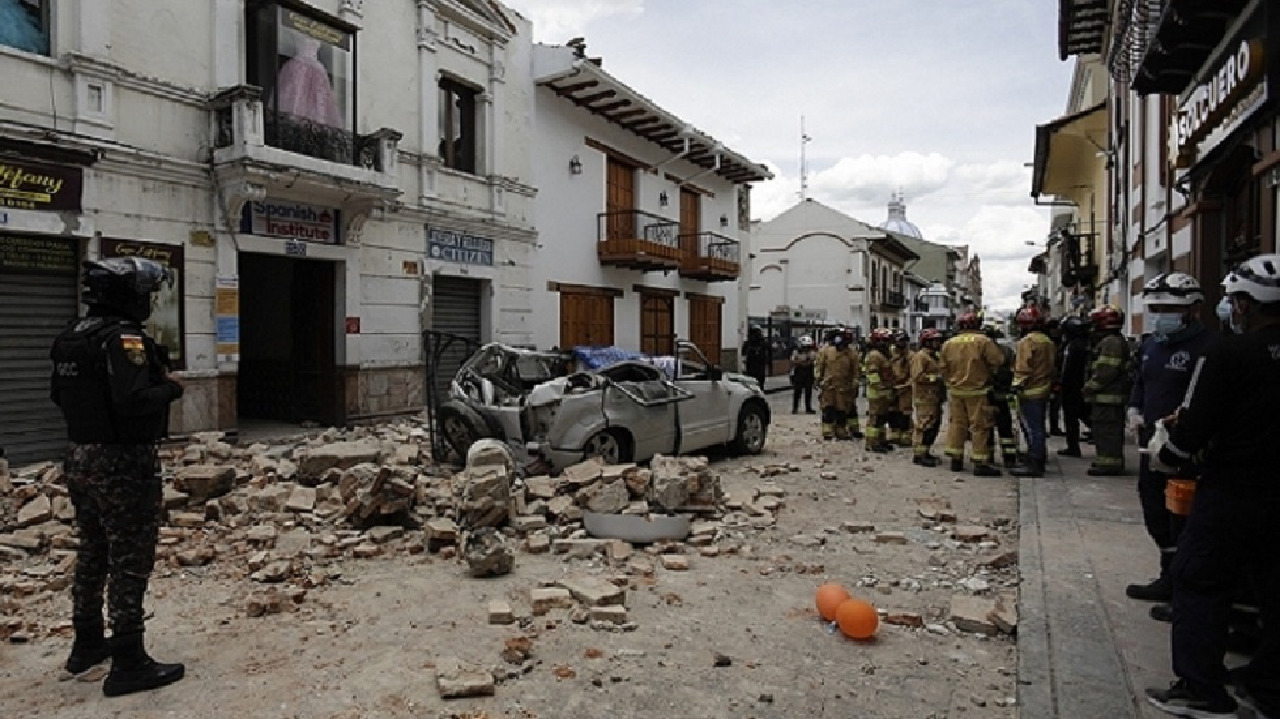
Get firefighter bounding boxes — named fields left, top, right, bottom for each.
left=1083, top=305, right=1131, bottom=476
left=1124, top=273, right=1216, bottom=607
left=888, top=331, right=914, bottom=445
left=840, top=328, right=864, bottom=439
left=1143, top=256, right=1280, bottom=719
left=815, top=327, right=860, bottom=440
left=1010, top=306, right=1056, bottom=478
left=938, top=312, right=1005, bottom=476
left=862, top=328, right=895, bottom=453
left=1057, top=315, right=1092, bottom=457
left=910, top=328, right=945, bottom=467
left=986, top=329, right=1021, bottom=469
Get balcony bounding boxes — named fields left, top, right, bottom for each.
left=882, top=291, right=907, bottom=309
left=209, top=85, right=402, bottom=241
left=597, top=210, right=682, bottom=271
left=678, top=232, right=741, bottom=282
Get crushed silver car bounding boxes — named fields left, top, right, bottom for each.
left=435, top=340, right=770, bottom=471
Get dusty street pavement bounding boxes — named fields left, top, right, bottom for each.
left=1, top=395, right=1019, bottom=719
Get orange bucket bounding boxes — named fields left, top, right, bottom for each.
left=1165, top=478, right=1197, bottom=516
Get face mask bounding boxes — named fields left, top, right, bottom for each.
left=831, top=336, right=843, bottom=346
left=1149, top=312, right=1185, bottom=338
left=1217, top=297, right=1246, bottom=334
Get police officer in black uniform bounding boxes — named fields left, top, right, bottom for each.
left=51, top=257, right=186, bottom=697
left=1144, top=255, right=1280, bottom=718
left=1056, top=315, right=1092, bottom=457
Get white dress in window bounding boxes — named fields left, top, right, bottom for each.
left=275, top=37, right=341, bottom=127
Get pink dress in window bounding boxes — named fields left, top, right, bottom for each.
left=275, top=37, right=341, bottom=127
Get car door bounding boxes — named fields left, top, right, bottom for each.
left=599, top=363, right=693, bottom=461
left=674, top=342, right=734, bottom=451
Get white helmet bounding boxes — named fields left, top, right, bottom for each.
left=1142, top=272, right=1203, bottom=306
left=1223, top=254, right=1280, bottom=304
left=798, top=335, right=814, bottom=348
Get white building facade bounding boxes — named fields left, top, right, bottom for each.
left=749, top=199, right=918, bottom=339
left=528, top=42, right=769, bottom=368
left=0, top=0, right=542, bottom=463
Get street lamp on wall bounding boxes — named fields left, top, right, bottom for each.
left=659, top=191, right=669, bottom=207
left=719, top=214, right=729, bottom=228
left=568, top=155, right=583, bottom=175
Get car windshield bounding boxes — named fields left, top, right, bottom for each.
left=676, top=343, right=710, bottom=380
left=461, top=344, right=570, bottom=393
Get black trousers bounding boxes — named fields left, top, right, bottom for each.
left=1060, top=388, right=1089, bottom=450
left=1137, top=453, right=1186, bottom=578
left=1171, top=481, right=1280, bottom=704
left=1049, top=391, right=1063, bottom=431
left=792, top=375, right=814, bottom=411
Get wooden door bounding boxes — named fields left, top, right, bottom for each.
left=640, top=293, right=675, bottom=356
left=560, top=291, right=614, bottom=349
left=687, top=295, right=723, bottom=365
left=606, top=157, right=635, bottom=241
left=679, top=188, right=700, bottom=258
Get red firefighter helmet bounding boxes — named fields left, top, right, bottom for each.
left=919, top=328, right=943, bottom=345
left=956, top=312, right=981, bottom=330
left=1015, top=306, right=1047, bottom=330
left=1089, top=304, right=1125, bottom=331
left=869, top=328, right=893, bottom=344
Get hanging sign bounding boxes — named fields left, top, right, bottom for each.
left=215, top=275, right=240, bottom=362
left=1170, top=38, right=1267, bottom=167
left=241, top=199, right=341, bottom=244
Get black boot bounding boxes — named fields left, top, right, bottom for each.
left=869, top=443, right=891, bottom=454
left=913, top=454, right=939, bottom=468
left=103, top=632, right=184, bottom=697
left=950, top=458, right=964, bottom=473
left=973, top=463, right=1002, bottom=477
left=1057, top=445, right=1082, bottom=457
left=65, top=620, right=111, bottom=674
left=1126, top=575, right=1173, bottom=601
left=1010, top=459, right=1045, bottom=478
left=1003, top=453, right=1020, bottom=468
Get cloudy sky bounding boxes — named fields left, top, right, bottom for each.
left=503, top=0, right=1076, bottom=312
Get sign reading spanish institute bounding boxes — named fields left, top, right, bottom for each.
left=0, top=160, right=84, bottom=212
left=240, top=199, right=341, bottom=244
left=428, top=227, right=494, bottom=266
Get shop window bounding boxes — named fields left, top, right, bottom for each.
left=0, top=0, right=50, bottom=55
left=247, top=1, right=356, bottom=164
left=439, top=78, right=478, bottom=174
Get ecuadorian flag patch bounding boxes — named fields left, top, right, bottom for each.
left=120, top=334, right=147, bottom=366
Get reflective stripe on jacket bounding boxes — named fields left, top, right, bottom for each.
left=863, top=349, right=892, bottom=400
left=1084, top=332, right=1131, bottom=405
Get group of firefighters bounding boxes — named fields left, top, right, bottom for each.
left=784, top=258, right=1280, bottom=718
left=789, top=302, right=1127, bottom=480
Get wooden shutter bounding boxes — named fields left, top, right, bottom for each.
left=606, top=157, right=635, bottom=241
left=639, top=293, right=674, bottom=356
left=687, top=295, right=723, bottom=365
left=679, top=188, right=700, bottom=258
left=560, top=291, right=614, bottom=349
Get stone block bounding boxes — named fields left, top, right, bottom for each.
left=16, top=495, right=51, bottom=528
left=285, top=486, right=317, bottom=513
left=949, top=595, right=999, bottom=635
left=435, top=657, right=495, bottom=698
left=659, top=554, right=690, bottom=571
left=488, top=600, right=515, bottom=625
left=175, top=465, right=236, bottom=502
left=296, top=442, right=382, bottom=482
left=555, top=575, right=626, bottom=606
left=584, top=479, right=630, bottom=514
left=952, top=525, right=993, bottom=543
left=530, top=587, right=573, bottom=616
left=874, top=531, right=908, bottom=545
left=589, top=605, right=628, bottom=624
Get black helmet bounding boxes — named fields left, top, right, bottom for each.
left=1061, top=315, right=1089, bottom=337
left=82, top=257, right=172, bottom=322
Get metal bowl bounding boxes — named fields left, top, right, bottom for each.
left=583, top=511, right=691, bottom=543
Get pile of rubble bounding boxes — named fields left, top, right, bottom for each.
left=0, top=424, right=765, bottom=642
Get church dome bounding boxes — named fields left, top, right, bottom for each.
left=880, top=192, right=923, bottom=239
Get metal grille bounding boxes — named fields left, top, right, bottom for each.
left=427, top=276, right=483, bottom=407
left=0, top=270, right=78, bottom=465
left=1109, top=0, right=1164, bottom=84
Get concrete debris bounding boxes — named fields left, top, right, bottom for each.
left=554, top=575, right=625, bottom=606
left=435, top=657, right=496, bottom=699
left=296, top=441, right=383, bottom=483
left=462, top=527, right=515, bottom=578
left=530, top=587, right=574, bottom=616
left=174, top=465, right=236, bottom=502
left=16, top=495, right=52, bottom=528
left=648, top=455, right=722, bottom=511
left=874, top=531, right=908, bottom=545
left=488, top=600, right=515, bottom=625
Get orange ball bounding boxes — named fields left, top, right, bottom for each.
left=835, top=598, right=879, bottom=639
left=815, top=584, right=852, bottom=622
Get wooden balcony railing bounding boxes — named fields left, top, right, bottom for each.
left=597, top=210, right=681, bottom=271
left=678, top=231, right=740, bottom=282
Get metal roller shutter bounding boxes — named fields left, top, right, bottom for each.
left=0, top=269, right=78, bottom=465
left=429, top=275, right=483, bottom=403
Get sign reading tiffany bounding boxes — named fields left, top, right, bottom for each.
left=428, top=227, right=494, bottom=266
left=241, top=199, right=342, bottom=244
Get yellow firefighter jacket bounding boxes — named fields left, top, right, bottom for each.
left=938, top=330, right=1005, bottom=397
left=1013, top=331, right=1056, bottom=399
left=863, top=348, right=893, bottom=401
left=909, top=348, right=943, bottom=405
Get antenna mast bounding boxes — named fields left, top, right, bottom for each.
left=799, top=116, right=811, bottom=200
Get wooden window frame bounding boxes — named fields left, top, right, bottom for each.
left=439, top=76, right=479, bottom=174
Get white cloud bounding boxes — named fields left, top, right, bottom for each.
left=507, top=0, right=645, bottom=43
left=925, top=205, right=1051, bottom=312
left=809, top=152, right=955, bottom=205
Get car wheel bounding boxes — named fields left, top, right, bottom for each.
left=583, top=429, right=632, bottom=465
left=436, top=400, right=491, bottom=459
left=730, top=403, right=769, bottom=455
